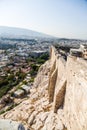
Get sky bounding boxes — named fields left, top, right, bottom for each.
left=0, top=0, right=87, bottom=39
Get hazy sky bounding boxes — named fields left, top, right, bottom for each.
left=0, top=0, right=87, bottom=39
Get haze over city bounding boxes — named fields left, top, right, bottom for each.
left=0, top=0, right=87, bottom=39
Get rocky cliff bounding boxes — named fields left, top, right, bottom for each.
left=0, top=46, right=87, bottom=130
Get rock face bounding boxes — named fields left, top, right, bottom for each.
left=0, top=60, right=52, bottom=130
left=0, top=46, right=87, bottom=130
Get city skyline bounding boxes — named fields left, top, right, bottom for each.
left=0, top=0, right=87, bottom=39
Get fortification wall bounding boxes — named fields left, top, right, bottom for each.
left=48, top=46, right=66, bottom=109
left=63, top=56, right=87, bottom=130
left=48, top=46, right=87, bottom=130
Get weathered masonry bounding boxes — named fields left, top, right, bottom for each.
left=48, top=45, right=87, bottom=130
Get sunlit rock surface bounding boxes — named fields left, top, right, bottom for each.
left=0, top=46, right=87, bottom=130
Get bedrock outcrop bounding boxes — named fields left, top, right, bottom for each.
left=0, top=46, right=87, bottom=130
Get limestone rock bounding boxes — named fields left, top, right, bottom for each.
left=42, top=111, right=64, bottom=130
left=28, top=111, right=38, bottom=126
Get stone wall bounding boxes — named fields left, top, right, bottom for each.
left=48, top=46, right=87, bottom=130
left=48, top=46, right=66, bottom=109
left=63, top=56, right=87, bottom=130
left=48, top=67, right=57, bottom=103
left=48, top=46, right=58, bottom=103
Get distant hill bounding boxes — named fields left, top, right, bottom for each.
left=0, top=26, right=54, bottom=39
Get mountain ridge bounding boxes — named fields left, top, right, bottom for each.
left=0, top=26, right=55, bottom=38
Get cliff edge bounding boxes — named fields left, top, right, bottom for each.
left=0, top=46, right=87, bottom=130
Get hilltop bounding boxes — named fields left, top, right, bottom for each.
left=0, top=26, right=54, bottom=39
